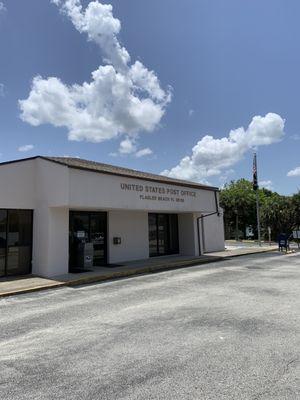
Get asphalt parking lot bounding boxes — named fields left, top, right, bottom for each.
left=1, top=251, right=299, bottom=400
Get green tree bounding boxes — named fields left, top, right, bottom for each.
left=220, top=180, right=299, bottom=241
left=220, top=179, right=256, bottom=239
left=291, top=191, right=300, bottom=228
left=260, top=193, right=294, bottom=240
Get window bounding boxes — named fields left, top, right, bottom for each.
left=0, top=210, right=7, bottom=277
left=0, top=209, right=33, bottom=277
left=148, top=213, right=179, bottom=257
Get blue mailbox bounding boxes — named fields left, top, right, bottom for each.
left=278, top=233, right=289, bottom=252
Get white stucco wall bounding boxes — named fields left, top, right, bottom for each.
left=32, top=205, right=49, bottom=275
left=47, top=207, right=69, bottom=276
left=31, top=159, right=70, bottom=277
left=178, top=213, right=200, bottom=256
left=68, top=168, right=217, bottom=213
left=202, top=211, right=225, bottom=253
left=35, top=158, right=69, bottom=207
left=108, top=210, right=149, bottom=263
left=0, top=157, right=225, bottom=277
left=0, top=159, right=36, bottom=209
left=32, top=206, right=69, bottom=277
left=0, top=157, right=69, bottom=209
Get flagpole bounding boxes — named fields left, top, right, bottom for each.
left=256, top=188, right=261, bottom=246
left=253, top=152, right=261, bottom=246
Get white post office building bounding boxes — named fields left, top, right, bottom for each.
left=0, top=156, right=225, bottom=278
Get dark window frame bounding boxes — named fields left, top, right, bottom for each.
left=148, top=213, right=179, bottom=257
left=69, top=210, right=108, bottom=270
left=0, top=209, right=33, bottom=277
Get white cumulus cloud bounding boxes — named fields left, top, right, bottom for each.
left=287, top=167, right=300, bottom=177
left=19, top=0, right=171, bottom=143
left=119, top=136, right=137, bottom=154
left=52, top=0, right=129, bottom=71
left=259, top=180, right=273, bottom=191
left=0, top=2, right=6, bottom=13
left=135, top=148, right=153, bottom=158
left=18, top=144, right=34, bottom=152
left=117, top=136, right=153, bottom=158
left=0, top=83, right=4, bottom=97
left=162, top=113, right=285, bottom=182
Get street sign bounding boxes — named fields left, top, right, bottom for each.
left=292, top=231, right=300, bottom=239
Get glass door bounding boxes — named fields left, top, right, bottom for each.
left=168, top=214, right=179, bottom=254
left=69, top=211, right=107, bottom=271
left=90, top=213, right=106, bottom=266
left=69, top=212, right=89, bottom=270
left=149, top=213, right=158, bottom=257
left=157, top=214, right=169, bottom=255
left=148, top=213, right=179, bottom=257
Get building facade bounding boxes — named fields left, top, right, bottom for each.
left=0, top=156, right=224, bottom=278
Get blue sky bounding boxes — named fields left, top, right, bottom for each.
left=0, top=0, right=299, bottom=194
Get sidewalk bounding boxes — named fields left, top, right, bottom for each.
left=0, top=245, right=278, bottom=298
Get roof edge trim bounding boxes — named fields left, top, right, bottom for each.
left=0, top=155, right=219, bottom=192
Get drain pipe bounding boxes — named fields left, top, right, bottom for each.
left=197, top=191, right=221, bottom=255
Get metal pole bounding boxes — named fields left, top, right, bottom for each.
left=235, top=212, right=239, bottom=241
left=197, top=216, right=202, bottom=256
left=256, top=190, right=261, bottom=246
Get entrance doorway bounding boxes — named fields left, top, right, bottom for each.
left=148, top=213, right=179, bottom=257
left=0, top=209, right=33, bottom=277
left=69, top=211, right=107, bottom=272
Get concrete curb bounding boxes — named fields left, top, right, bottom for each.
left=64, top=247, right=279, bottom=288
left=224, top=248, right=277, bottom=258
left=0, top=248, right=278, bottom=298
left=0, top=282, right=66, bottom=298
left=64, top=256, right=224, bottom=287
